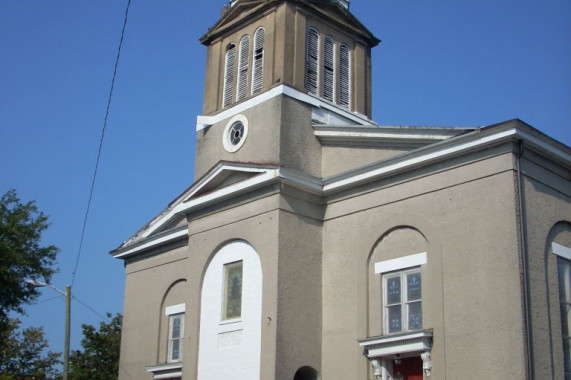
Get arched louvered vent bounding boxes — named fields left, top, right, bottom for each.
left=339, top=44, right=350, bottom=108
left=251, top=28, right=265, bottom=94
left=237, top=36, right=250, bottom=101
left=305, top=28, right=319, bottom=95
left=223, top=43, right=236, bottom=108
left=323, top=36, right=335, bottom=102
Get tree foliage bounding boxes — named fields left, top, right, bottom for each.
left=0, top=318, right=61, bottom=379
left=0, top=189, right=59, bottom=324
left=69, top=313, right=122, bottom=380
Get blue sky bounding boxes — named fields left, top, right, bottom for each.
left=1, top=0, right=569, bottom=359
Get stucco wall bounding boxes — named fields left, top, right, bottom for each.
left=119, top=242, right=189, bottom=380
left=518, top=149, right=571, bottom=379
left=321, top=149, right=527, bottom=379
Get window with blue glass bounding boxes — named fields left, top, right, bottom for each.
left=383, top=268, right=422, bottom=334
left=168, top=313, right=184, bottom=363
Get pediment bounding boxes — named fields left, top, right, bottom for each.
left=200, top=0, right=267, bottom=45
left=112, top=162, right=279, bottom=256
left=200, top=0, right=379, bottom=47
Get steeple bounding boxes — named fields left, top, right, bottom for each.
left=195, top=0, right=379, bottom=179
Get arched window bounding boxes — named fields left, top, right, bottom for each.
left=223, top=43, right=236, bottom=108
left=305, top=28, right=319, bottom=95
left=338, top=44, right=350, bottom=108
left=323, top=36, right=335, bottom=102
left=236, top=36, right=250, bottom=101
left=252, top=27, right=265, bottom=94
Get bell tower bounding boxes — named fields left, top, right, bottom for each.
left=194, top=0, right=379, bottom=179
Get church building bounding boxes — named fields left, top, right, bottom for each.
left=112, top=0, right=571, bottom=379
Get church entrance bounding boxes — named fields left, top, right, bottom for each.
left=392, top=356, right=423, bottom=380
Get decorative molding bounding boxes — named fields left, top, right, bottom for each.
left=421, top=351, right=432, bottom=377
left=375, top=252, right=427, bottom=274
left=553, top=242, right=571, bottom=261
left=146, top=362, right=183, bottom=380
left=359, top=330, right=433, bottom=358
left=371, top=359, right=382, bottom=379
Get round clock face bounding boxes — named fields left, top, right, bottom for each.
left=223, top=114, right=249, bottom=152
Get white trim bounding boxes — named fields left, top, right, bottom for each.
left=146, top=363, right=183, bottom=380
left=165, top=303, right=186, bottom=316
left=113, top=228, right=188, bottom=259
left=359, top=330, right=433, bottom=358
left=222, top=114, right=249, bottom=153
left=553, top=242, right=571, bottom=261
left=375, top=252, right=427, bottom=274
left=196, top=84, right=373, bottom=131
left=324, top=128, right=517, bottom=193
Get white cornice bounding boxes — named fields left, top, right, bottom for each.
left=113, top=120, right=570, bottom=260
left=196, top=84, right=373, bottom=131
left=113, top=226, right=188, bottom=259
left=314, top=124, right=473, bottom=147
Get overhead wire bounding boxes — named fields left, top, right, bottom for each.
left=71, top=0, right=132, bottom=288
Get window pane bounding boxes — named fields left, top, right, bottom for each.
left=171, top=339, right=180, bottom=361
left=223, top=261, right=243, bottom=319
left=388, top=305, right=402, bottom=333
left=408, top=301, right=422, bottom=330
left=407, top=272, right=422, bottom=301
left=387, top=275, right=401, bottom=305
left=171, top=317, right=181, bottom=338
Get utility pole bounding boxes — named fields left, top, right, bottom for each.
left=26, top=280, right=71, bottom=380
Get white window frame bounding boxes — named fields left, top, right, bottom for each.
left=165, top=304, right=185, bottom=363
left=383, top=267, right=422, bottom=334
left=553, top=242, right=571, bottom=377
left=251, top=27, right=265, bottom=94
left=376, top=253, right=426, bottom=335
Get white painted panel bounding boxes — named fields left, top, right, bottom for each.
left=553, top=242, right=571, bottom=261
left=165, top=303, right=186, bottom=316
left=197, top=241, right=262, bottom=380
left=375, top=252, right=427, bottom=274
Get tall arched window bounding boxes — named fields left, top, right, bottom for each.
left=305, top=28, right=319, bottom=95
left=338, top=44, right=350, bottom=108
left=223, top=43, right=236, bottom=108
left=237, top=36, right=250, bottom=102
left=251, top=27, right=265, bottom=94
left=323, top=36, right=335, bottom=102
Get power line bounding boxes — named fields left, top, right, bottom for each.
left=72, top=295, right=111, bottom=322
left=71, top=0, right=132, bottom=287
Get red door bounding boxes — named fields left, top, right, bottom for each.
left=392, top=356, right=423, bottom=380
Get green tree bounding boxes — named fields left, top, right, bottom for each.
left=69, top=313, right=122, bottom=380
left=0, top=189, right=59, bottom=327
left=0, top=318, right=61, bottom=379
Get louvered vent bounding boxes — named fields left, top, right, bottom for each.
left=305, top=28, right=319, bottom=95
left=252, top=28, right=265, bottom=94
left=237, top=36, right=250, bottom=101
left=323, top=36, right=335, bottom=102
left=223, top=44, right=236, bottom=108
left=339, top=44, right=350, bottom=108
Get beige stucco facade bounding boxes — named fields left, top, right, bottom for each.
left=113, top=1, right=571, bottom=379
